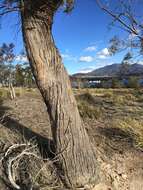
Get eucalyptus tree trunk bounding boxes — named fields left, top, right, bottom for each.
left=20, top=0, right=98, bottom=187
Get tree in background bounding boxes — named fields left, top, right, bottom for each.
left=0, top=46, right=35, bottom=88
left=15, top=64, right=25, bottom=86
left=0, top=43, right=15, bottom=86
left=23, top=62, right=35, bottom=88
left=0, top=0, right=98, bottom=188
left=0, top=43, right=16, bottom=99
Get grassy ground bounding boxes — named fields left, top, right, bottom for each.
left=0, top=87, right=143, bottom=189
left=75, top=88, right=143, bottom=149
left=0, top=87, right=143, bottom=150
left=1, top=87, right=143, bottom=149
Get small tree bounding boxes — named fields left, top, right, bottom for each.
left=15, top=64, right=25, bottom=86
left=0, top=43, right=15, bottom=86
left=23, top=63, right=35, bottom=88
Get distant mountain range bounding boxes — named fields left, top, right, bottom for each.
left=73, top=63, right=143, bottom=77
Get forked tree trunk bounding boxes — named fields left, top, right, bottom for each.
left=20, top=1, right=98, bottom=188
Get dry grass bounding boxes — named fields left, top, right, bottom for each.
left=109, top=118, right=143, bottom=149
left=1, top=87, right=143, bottom=149
left=0, top=87, right=143, bottom=189
left=75, top=88, right=143, bottom=149
left=0, top=87, right=39, bottom=99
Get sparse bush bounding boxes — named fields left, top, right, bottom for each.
left=78, top=101, right=102, bottom=119
left=76, top=92, right=103, bottom=119
left=127, top=76, right=140, bottom=89
left=111, top=78, right=122, bottom=88
left=76, top=92, right=95, bottom=105
left=110, top=118, right=143, bottom=149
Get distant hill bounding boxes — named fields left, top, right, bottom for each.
left=73, top=63, right=143, bottom=77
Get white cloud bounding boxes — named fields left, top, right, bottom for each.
left=61, top=53, right=77, bottom=62
left=128, top=33, right=137, bottom=40
left=76, top=61, right=114, bottom=74
left=61, top=54, right=69, bottom=59
left=97, top=55, right=107, bottom=59
left=97, top=48, right=110, bottom=59
left=84, top=46, right=96, bottom=52
left=94, top=61, right=114, bottom=69
left=15, top=55, right=28, bottom=62
left=79, top=56, right=94, bottom=62
left=138, top=60, right=143, bottom=65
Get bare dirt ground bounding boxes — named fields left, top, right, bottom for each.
left=0, top=88, right=143, bottom=190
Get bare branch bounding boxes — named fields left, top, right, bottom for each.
left=96, top=0, right=143, bottom=40
left=0, top=6, right=19, bottom=16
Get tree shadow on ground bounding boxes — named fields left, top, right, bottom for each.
left=95, top=127, right=137, bottom=156
left=0, top=99, right=11, bottom=118
left=0, top=99, right=55, bottom=159
left=97, top=127, right=134, bottom=144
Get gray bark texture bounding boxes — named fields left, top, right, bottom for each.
left=20, top=0, right=99, bottom=188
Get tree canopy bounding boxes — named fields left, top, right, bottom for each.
left=0, top=0, right=75, bottom=16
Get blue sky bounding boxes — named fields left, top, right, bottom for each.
left=0, top=0, right=141, bottom=74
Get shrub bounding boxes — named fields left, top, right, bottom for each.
left=127, top=76, right=140, bottom=88
left=111, top=118, right=143, bottom=149
left=111, top=78, right=122, bottom=88
left=78, top=101, right=102, bottom=119
left=76, top=92, right=95, bottom=105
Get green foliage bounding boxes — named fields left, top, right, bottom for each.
left=0, top=43, right=15, bottom=85
left=23, top=64, right=34, bottom=88
left=0, top=45, right=35, bottom=88
left=15, top=64, right=25, bottom=86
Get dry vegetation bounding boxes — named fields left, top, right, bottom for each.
left=0, top=87, right=143, bottom=189
left=75, top=88, right=143, bottom=150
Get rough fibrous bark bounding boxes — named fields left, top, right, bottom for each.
left=20, top=0, right=99, bottom=187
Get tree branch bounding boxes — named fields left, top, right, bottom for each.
left=96, top=0, right=143, bottom=40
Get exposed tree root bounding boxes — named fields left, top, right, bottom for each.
left=0, top=142, right=61, bottom=190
